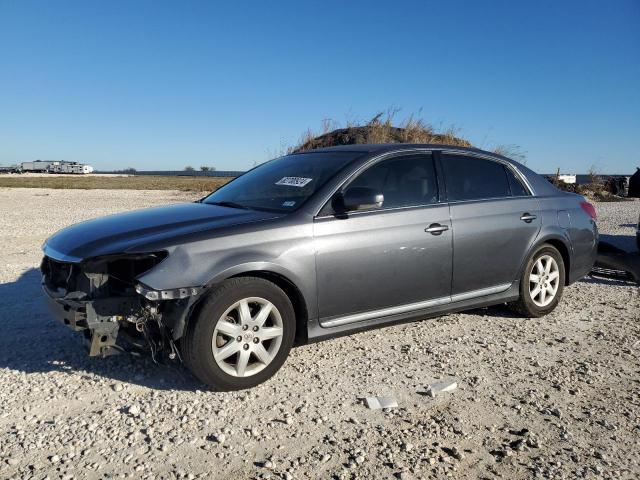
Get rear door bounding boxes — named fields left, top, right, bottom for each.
left=314, top=153, right=452, bottom=323
left=440, top=153, right=541, bottom=296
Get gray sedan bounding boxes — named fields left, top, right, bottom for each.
left=41, top=145, right=598, bottom=390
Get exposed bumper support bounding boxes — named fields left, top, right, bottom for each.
left=43, top=287, right=122, bottom=356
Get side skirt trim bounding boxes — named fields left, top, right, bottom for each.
left=319, top=283, right=512, bottom=328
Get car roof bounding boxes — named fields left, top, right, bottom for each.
left=292, top=143, right=515, bottom=163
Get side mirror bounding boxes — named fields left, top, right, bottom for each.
left=339, top=186, right=384, bottom=211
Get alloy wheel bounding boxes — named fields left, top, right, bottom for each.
left=211, top=297, right=284, bottom=377
left=529, top=254, right=560, bottom=307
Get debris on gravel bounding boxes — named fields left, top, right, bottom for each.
left=426, top=379, right=458, bottom=397
left=0, top=188, right=639, bottom=479
left=365, top=395, right=399, bottom=409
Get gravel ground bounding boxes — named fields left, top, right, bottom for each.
left=0, top=188, right=638, bottom=480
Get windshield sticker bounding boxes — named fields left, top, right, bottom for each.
left=282, top=200, right=296, bottom=207
left=275, top=176, right=312, bottom=187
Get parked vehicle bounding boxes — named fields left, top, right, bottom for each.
left=21, top=160, right=94, bottom=174
left=41, top=145, right=598, bottom=390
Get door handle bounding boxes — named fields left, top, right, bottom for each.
left=520, top=213, right=537, bottom=223
left=425, top=223, right=449, bottom=235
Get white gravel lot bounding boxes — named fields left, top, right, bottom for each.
left=0, top=188, right=638, bottom=480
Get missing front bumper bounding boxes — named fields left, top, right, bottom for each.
left=40, top=251, right=199, bottom=359
left=42, top=282, right=197, bottom=360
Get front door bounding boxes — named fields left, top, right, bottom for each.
left=314, top=153, right=453, bottom=323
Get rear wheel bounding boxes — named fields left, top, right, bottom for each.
left=509, top=244, right=565, bottom=317
left=182, top=277, right=295, bottom=391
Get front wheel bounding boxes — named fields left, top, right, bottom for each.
left=181, top=277, right=296, bottom=391
left=509, top=244, right=565, bottom=318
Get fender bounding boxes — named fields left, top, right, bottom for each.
left=206, top=261, right=314, bottom=311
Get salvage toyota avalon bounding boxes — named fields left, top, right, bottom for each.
left=41, top=145, right=598, bottom=390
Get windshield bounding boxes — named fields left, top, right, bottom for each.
left=203, top=152, right=362, bottom=212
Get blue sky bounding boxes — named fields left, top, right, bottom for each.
left=1, top=0, right=638, bottom=173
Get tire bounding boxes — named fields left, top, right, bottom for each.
left=181, top=277, right=296, bottom=391
left=509, top=244, right=566, bottom=318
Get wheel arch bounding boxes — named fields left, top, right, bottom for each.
left=176, top=259, right=313, bottom=345
left=229, top=270, right=309, bottom=344
left=178, top=268, right=310, bottom=345
left=529, top=234, right=572, bottom=285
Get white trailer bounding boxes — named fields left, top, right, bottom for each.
left=21, top=160, right=59, bottom=172
left=21, top=160, right=94, bottom=174
left=49, top=162, right=94, bottom=174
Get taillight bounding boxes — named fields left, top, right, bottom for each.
left=580, top=201, right=597, bottom=220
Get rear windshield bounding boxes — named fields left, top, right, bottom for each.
left=203, top=152, right=361, bottom=212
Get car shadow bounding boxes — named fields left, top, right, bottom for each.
left=0, top=268, right=204, bottom=391
left=464, top=305, right=523, bottom=319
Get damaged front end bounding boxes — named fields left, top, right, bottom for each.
left=41, top=251, right=201, bottom=359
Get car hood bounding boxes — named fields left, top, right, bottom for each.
left=43, top=202, right=283, bottom=262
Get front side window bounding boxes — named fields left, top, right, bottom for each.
left=203, top=152, right=362, bottom=212
left=346, top=154, right=438, bottom=210
left=441, top=155, right=510, bottom=201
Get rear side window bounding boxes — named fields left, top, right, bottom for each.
left=348, top=154, right=438, bottom=210
left=504, top=167, right=530, bottom=196
left=442, top=155, right=510, bottom=201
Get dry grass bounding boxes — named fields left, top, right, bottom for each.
left=0, top=175, right=232, bottom=192
left=290, top=110, right=472, bottom=153
left=289, top=110, right=529, bottom=165
left=492, top=144, right=528, bottom=164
